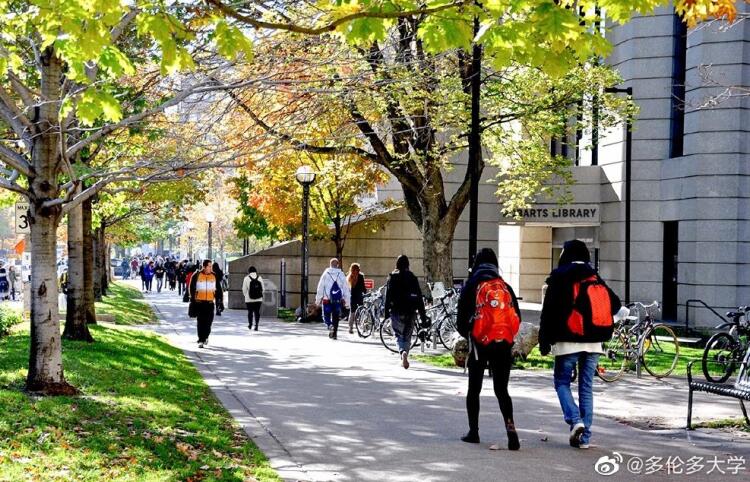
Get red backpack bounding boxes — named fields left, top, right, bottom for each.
left=566, top=275, right=615, bottom=339
left=471, top=278, right=520, bottom=346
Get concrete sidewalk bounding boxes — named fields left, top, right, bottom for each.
left=141, top=289, right=749, bottom=481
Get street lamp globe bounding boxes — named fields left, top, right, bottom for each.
left=205, top=210, right=215, bottom=224
left=295, top=165, right=316, bottom=185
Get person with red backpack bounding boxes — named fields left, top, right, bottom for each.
left=539, top=239, right=621, bottom=449
left=456, top=248, right=521, bottom=451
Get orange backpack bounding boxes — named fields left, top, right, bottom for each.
left=471, top=278, right=520, bottom=346
left=566, top=275, right=615, bottom=338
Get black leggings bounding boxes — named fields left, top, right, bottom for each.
left=466, top=340, right=514, bottom=433
left=246, top=302, right=261, bottom=328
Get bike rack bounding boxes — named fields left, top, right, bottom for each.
left=685, top=299, right=727, bottom=335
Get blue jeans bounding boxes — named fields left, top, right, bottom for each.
left=553, top=352, right=600, bottom=445
left=391, top=313, right=415, bottom=354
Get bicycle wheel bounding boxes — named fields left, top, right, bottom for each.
left=640, top=324, right=679, bottom=378
left=701, top=332, right=738, bottom=383
left=437, top=315, right=457, bottom=350
left=380, top=319, right=418, bottom=353
left=355, top=307, right=373, bottom=338
left=597, top=332, right=627, bottom=382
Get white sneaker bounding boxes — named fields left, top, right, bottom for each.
left=579, top=443, right=590, bottom=449
left=198, top=342, right=204, bottom=349
left=401, top=352, right=410, bottom=369
left=569, top=422, right=585, bottom=447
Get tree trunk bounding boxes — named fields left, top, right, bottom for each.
left=63, top=193, right=93, bottom=342
left=93, top=232, right=102, bottom=302
left=421, top=208, right=456, bottom=285
left=99, top=228, right=109, bottom=296
left=83, top=199, right=96, bottom=324
left=26, top=48, right=77, bottom=395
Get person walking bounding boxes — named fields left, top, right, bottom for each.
left=190, top=260, right=223, bottom=348
left=154, top=262, right=165, bottom=293
left=142, top=260, right=155, bottom=292
left=177, top=260, right=188, bottom=296
left=242, top=266, right=264, bottom=331
left=315, top=258, right=350, bottom=340
left=539, top=239, right=622, bottom=449
left=346, top=263, right=366, bottom=334
left=166, top=259, right=177, bottom=291
left=212, top=262, right=225, bottom=316
left=120, top=258, right=130, bottom=280
left=383, top=255, right=427, bottom=369
left=7, top=265, right=20, bottom=301
left=0, top=261, right=10, bottom=300
left=456, top=248, right=521, bottom=450
left=130, top=257, right=139, bottom=279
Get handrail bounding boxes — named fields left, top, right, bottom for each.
left=685, top=299, right=728, bottom=334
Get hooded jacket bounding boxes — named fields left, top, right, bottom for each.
left=242, top=272, right=265, bottom=303
left=315, top=267, right=351, bottom=307
left=539, top=245, right=621, bottom=350
left=456, top=263, right=521, bottom=340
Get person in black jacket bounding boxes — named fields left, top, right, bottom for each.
left=538, top=239, right=621, bottom=449
left=346, top=263, right=366, bottom=334
left=456, top=248, right=521, bottom=450
left=212, top=262, right=225, bottom=316
left=383, top=255, right=427, bottom=369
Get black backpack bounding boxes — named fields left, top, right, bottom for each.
left=249, top=277, right=263, bottom=299
left=388, top=271, right=420, bottom=314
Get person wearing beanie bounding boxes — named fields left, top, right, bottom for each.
left=539, top=239, right=621, bottom=449
left=242, top=266, right=265, bottom=331
left=383, top=255, right=427, bottom=369
left=456, top=247, right=522, bottom=451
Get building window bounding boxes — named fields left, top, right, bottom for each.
left=669, top=14, right=687, bottom=158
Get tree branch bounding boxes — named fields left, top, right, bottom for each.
left=0, top=143, right=33, bottom=177
left=204, top=0, right=467, bottom=35
left=228, top=88, right=377, bottom=161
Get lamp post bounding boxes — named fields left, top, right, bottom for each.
left=183, top=221, right=195, bottom=260
left=295, top=165, right=316, bottom=312
left=603, top=86, right=633, bottom=303
left=205, top=210, right=215, bottom=261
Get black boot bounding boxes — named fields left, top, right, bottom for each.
left=461, top=431, right=480, bottom=444
left=506, top=420, right=520, bottom=451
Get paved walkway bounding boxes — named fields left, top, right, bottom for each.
left=139, top=288, right=749, bottom=481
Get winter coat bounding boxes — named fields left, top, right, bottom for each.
left=242, top=274, right=265, bottom=303
left=383, top=269, right=426, bottom=321
left=315, top=267, right=351, bottom=307
left=456, top=263, right=521, bottom=340
left=189, top=270, right=223, bottom=303
left=538, top=262, right=622, bottom=350
left=143, top=265, right=155, bottom=280
left=154, top=265, right=165, bottom=279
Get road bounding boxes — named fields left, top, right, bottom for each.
left=139, top=288, right=749, bottom=481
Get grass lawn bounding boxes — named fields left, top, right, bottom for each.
left=96, top=282, right=157, bottom=325
left=413, top=344, right=708, bottom=378
left=0, top=325, right=279, bottom=481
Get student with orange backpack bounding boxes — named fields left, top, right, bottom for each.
left=539, top=239, right=621, bottom=449
left=457, top=248, right=521, bottom=450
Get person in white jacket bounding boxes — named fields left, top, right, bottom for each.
left=242, top=266, right=264, bottom=331
left=315, top=258, right=351, bottom=340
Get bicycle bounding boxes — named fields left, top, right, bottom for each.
left=355, top=285, right=386, bottom=338
left=425, top=288, right=460, bottom=350
left=701, top=306, right=749, bottom=383
left=597, top=301, right=680, bottom=381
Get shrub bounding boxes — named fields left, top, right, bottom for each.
left=0, top=304, right=23, bottom=337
